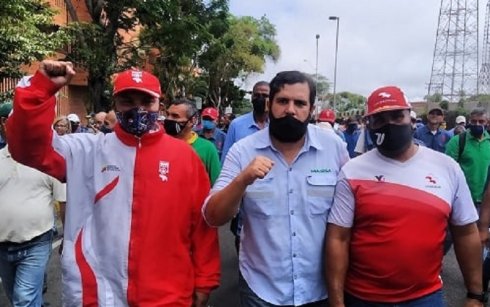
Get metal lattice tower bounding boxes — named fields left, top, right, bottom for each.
left=428, top=0, right=479, bottom=102
left=480, top=0, right=490, bottom=94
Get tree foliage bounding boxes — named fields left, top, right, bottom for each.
left=138, top=0, right=229, bottom=101
left=335, top=91, right=366, bottom=113
left=0, top=0, right=66, bottom=82
left=11, top=0, right=281, bottom=113
left=63, top=0, right=154, bottom=112
left=199, top=15, right=280, bottom=107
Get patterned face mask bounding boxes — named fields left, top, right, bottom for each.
left=116, top=107, right=159, bottom=136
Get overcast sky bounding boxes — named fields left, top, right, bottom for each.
left=229, top=0, right=467, bottom=101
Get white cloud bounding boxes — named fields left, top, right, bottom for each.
left=230, top=0, right=448, bottom=101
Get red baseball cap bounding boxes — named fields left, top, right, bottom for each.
left=113, top=69, right=161, bottom=98
left=366, top=86, right=411, bottom=116
left=202, top=107, right=219, bottom=120
left=318, top=109, right=336, bottom=122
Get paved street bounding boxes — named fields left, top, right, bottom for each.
left=0, top=225, right=473, bottom=306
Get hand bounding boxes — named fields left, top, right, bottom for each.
left=192, top=291, right=209, bottom=307
left=464, top=298, right=484, bottom=307
left=238, top=156, right=274, bottom=186
left=39, top=60, right=75, bottom=89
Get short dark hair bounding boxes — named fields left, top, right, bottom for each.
left=253, top=81, right=269, bottom=93
left=169, top=98, right=198, bottom=119
left=470, top=107, right=487, bottom=118
left=269, top=71, right=316, bottom=108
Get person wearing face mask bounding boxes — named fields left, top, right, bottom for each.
left=446, top=108, right=490, bottom=210
left=326, top=86, right=483, bottom=307
left=204, top=71, right=349, bottom=306
left=221, top=81, right=270, bottom=164
left=343, top=117, right=361, bottom=158
left=413, top=107, right=451, bottom=152
left=6, top=60, right=220, bottom=307
left=198, top=107, right=227, bottom=160
left=164, top=99, right=221, bottom=185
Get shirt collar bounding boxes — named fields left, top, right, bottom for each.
left=247, top=112, right=269, bottom=130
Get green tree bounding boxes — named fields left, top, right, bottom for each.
left=0, top=0, right=66, bottom=83
left=425, top=92, right=442, bottom=103
left=64, top=0, right=153, bottom=112
left=439, top=100, right=449, bottom=110
left=64, top=0, right=232, bottom=112
left=305, top=73, right=330, bottom=100
left=335, top=91, right=366, bottom=113
left=199, top=15, right=280, bottom=107
left=138, top=0, right=229, bottom=101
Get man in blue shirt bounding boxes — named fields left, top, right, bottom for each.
left=203, top=71, right=349, bottom=306
left=413, top=107, right=450, bottom=152
left=199, top=107, right=227, bottom=159
left=220, top=81, right=270, bottom=164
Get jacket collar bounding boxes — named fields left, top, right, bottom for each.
left=114, top=123, right=163, bottom=147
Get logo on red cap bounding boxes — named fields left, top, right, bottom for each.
left=318, top=109, right=336, bottom=122
left=113, top=69, right=161, bottom=98
left=202, top=107, right=219, bottom=120
left=366, top=86, right=411, bottom=116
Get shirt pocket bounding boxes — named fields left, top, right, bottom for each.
left=244, top=177, right=277, bottom=218
left=306, top=175, right=336, bottom=216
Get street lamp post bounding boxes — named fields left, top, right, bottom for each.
left=315, top=34, right=320, bottom=86
left=329, top=16, right=339, bottom=111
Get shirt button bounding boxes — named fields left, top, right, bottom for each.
left=289, top=189, right=293, bottom=194
left=293, top=253, right=297, bottom=257
left=289, top=167, right=293, bottom=171
left=294, top=274, right=298, bottom=279
left=290, top=210, right=294, bottom=215
left=292, top=232, right=296, bottom=236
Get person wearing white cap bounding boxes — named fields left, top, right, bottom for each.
left=448, top=115, right=467, bottom=137
left=66, top=113, right=90, bottom=133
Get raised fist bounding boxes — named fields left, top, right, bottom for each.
left=39, top=60, right=75, bottom=89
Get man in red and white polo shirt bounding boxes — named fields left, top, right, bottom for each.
left=326, top=86, right=484, bottom=307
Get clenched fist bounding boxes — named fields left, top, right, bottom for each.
left=39, top=60, right=75, bottom=89
left=239, top=156, right=274, bottom=186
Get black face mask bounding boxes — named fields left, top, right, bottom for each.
left=163, top=118, right=188, bottom=136
left=252, top=96, right=267, bottom=115
left=70, top=121, right=79, bottom=133
left=269, top=114, right=309, bottom=143
left=346, top=123, right=358, bottom=133
left=468, top=124, right=485, bottom=138
left=369, top=124, right=413, bottom=158
left=99, top=125, right=113, bottom=134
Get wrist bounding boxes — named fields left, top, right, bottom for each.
left=467, top=291, right=487, bottom=303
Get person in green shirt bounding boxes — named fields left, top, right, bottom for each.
left=163, top=99, right=221, bottom=185
left=446, top=107, right=490, bottom=207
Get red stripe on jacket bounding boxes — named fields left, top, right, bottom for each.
left=75, top=229, right=98, bottom=306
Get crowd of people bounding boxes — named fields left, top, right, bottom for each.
left=0, top=59, right=489, bottom=307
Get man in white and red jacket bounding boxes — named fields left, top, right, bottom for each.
left=7, top=60, right=220, bottom=307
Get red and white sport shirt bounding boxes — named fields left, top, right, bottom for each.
left=328, top=146, right=478, bottom=303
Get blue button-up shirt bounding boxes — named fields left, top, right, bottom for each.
left=220, top=112, right=267, bottom=164
left=414, top=125, right=451, bottom=153
left=207, top=125, right=349, bottom=305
